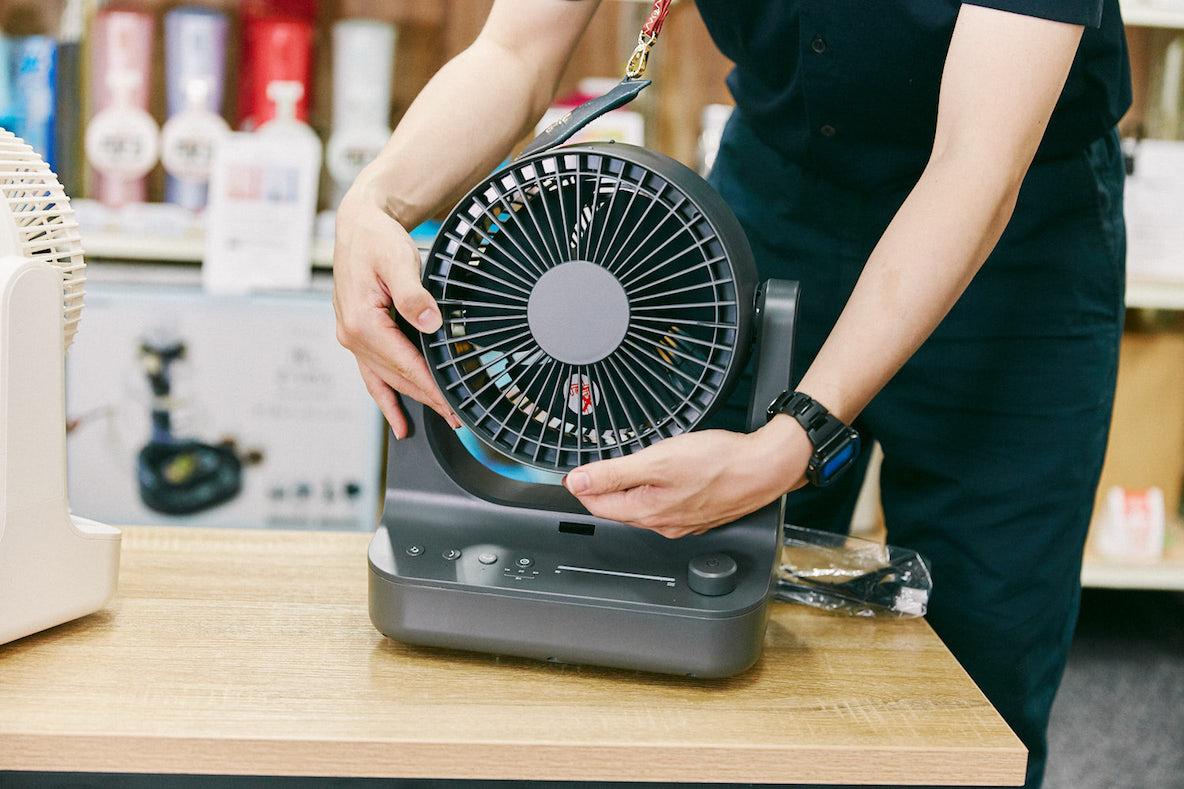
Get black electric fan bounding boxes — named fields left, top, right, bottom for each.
left=422, top=143, right=755, bottom=471
left=368, top=140, right=801, bottom=678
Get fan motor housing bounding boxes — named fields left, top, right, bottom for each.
left=421, top=142, right=757, bottom=472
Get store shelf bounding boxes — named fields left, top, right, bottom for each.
left=1126, top=278, right=1184, bottom=311
left=81, top=230, right=335, bottom=269
left=1082, top=519, right=1184, bottom=591
left=78, top=230, right=1184, bottom=311
left=1121, top=1, right=1184, bottom=29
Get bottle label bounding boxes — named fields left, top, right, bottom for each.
left=85, top=106, right=160, bottom=179
left=325, top=126, right=391, bottom=188
left=161, top=110, right=230, bottom=183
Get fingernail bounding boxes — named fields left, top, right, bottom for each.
left=449, top=415, right=463, bottom=430
left=417, top=308, right=441, bottom=331
left=565, top=470, right=590, bottom=495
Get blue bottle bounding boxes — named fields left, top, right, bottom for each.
left=10, top=36, right=57, bottom=168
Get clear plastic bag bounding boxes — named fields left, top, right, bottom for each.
left=775, top=524, right=933, bottom=618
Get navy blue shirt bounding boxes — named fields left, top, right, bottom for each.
left=694, top=0, right=1131, bottom=193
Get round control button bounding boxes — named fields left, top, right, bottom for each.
left=405, top=545, right=424, bottom=557
left=478, top=552, right=498, bottom=565
left=442, top=549, right=462, bottom=561
left=516, top=557, right=534, bottom=568
left=687, top=553, right=738, bottom=596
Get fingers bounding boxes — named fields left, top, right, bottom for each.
left=338, top=280, right=461, bottom=428
left=381, top=239, right=442, bottom=333
left=564, top=451, right=664, bottom=497
left=358, top=361, right=409, bottom=439
left=577, top=490, right=710, bottom=539
left=356, top=328, right=461, bottom=428
left=335, top=207, right=461, bottom=427
left=576, top=490, right=646, bottom=525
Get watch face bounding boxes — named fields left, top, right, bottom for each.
left=816, top=431, right=860, bottom=486
left=821, top=440, right=858, bottom=480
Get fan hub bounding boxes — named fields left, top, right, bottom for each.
left=527, top=261, right=630, bottom=365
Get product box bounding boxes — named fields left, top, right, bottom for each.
left=66, top=273, right=383, bottom=530
left=1124, top=139, right=1184, bottom=285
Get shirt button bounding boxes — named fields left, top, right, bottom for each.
left=820, top=124, right=837, bottom=138
left=810, top=35, right=827, bottom=54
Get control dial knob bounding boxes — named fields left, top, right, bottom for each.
left=687, top=553, right=738, bottom=596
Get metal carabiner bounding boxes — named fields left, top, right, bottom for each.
left=625, top=32, right=658, bottom=80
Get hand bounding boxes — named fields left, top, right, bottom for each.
left=332, top=173, right=462, bottom=438
left=563, top=416, right=812, bottom=538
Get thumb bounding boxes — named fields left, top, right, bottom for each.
left=384, top=235, right=442, bottom=334
left=565, top=453, right=658, bottom=496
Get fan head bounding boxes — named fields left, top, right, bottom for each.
left=0, top=129, right=85, bottom=349
left=422, top=142, right=757, bottom=472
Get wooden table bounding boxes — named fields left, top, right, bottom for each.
left=0, top=526, right=1025, bottom=785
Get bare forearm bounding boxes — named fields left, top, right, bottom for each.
left=794, top=155, right=1021, bottom=423
left=354, top=39, right=551, bottom=227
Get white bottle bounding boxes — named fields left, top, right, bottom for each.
left=203, top=81, right=321, bottom=294
left=325, top=20, right=396, bottom=206
left=259, top=80, right=322, bottom=156
left=160, top=78, right=230, bottom=211
left=84, top=70, right=160, bottom=208
left=164, top=7, right=229, bottom=209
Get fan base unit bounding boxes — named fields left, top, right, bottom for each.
left=0, top=257, right=120, bottom=647
left=369, top=281, right=798, bottom=678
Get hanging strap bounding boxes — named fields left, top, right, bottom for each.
left=625, top=0, right=674, bottom=80
left=516, top=0, right=675, bottom=159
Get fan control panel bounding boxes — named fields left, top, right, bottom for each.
left=376, top=523, right=763, bottom=612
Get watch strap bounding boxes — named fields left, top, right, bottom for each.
left=767, top=390, right=860, bottom=487
left=767, top=390, right=844, bottom=449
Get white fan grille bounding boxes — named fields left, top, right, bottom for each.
left=0, top=129, right=86, bottom=349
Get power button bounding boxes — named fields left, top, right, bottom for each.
left=687, top=553, right=738, bottom=596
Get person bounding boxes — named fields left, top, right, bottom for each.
left=332, top=2, right=1130, bottom=786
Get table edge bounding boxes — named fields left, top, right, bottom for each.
left=2, top=734, right=1027, bottom=786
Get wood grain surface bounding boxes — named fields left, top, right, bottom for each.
left=0, top=526, right=1025, bottom=785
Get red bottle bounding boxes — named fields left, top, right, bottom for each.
left=238, top=1, right=317, bottom=130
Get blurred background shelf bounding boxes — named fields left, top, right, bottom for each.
left=1125, top=278, right=1184, bottom=310
left=78, top=229, right=1184, bottom=306
left=1082, top=519, right=1184, bottom=590
left=82, top=230, right=335, bottom=269
left=1121, top=1, right=1184, bottom=29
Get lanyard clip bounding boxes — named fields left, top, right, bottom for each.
left=625, top=32, right=658, bottom=80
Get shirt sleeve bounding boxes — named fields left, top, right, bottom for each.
left=962, top=0, right=1103, bottom=27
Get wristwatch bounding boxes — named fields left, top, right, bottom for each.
left=766, top=390, right=861, bottom=488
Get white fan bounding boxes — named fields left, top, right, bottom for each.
left=0, top=129, right=120, bottom=646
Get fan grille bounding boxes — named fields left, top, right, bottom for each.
left=423, top=144, right=752, bottom=472
left=0, top=129, right=86, bottom=349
